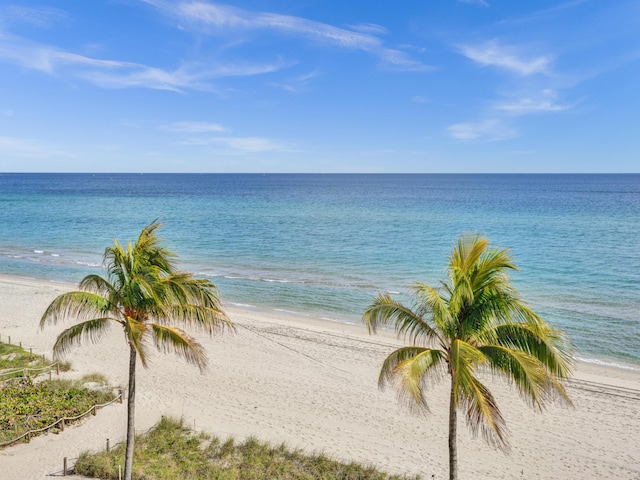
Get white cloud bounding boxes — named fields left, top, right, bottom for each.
left=218, top=136, right=284, bottom=152
left=0, top=32, right=288, bottom=91
left=165, top=119, right=286, bottom=153
left=164, top=121, right=228, bottom=133
left=459, top=39, right=552, bottom=76
left=145, top=1, right=430, bottom=71
left=0, top=5, right=66, bottom=28
left=494, top=90, right=577, bottom=115
left=0, top=136, right=69, bottom=158
left=347, top=23, right=388, bottom=36
left=447, top=119, right=516, bottom=141
left=267, top=71, right=320, bottom=93
left=457, top=0, right=490, bottom=7
left=178, top=135, right=285, bottom=152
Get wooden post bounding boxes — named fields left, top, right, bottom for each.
left=49, top=370, right=52, bottom=381
left=56, top=363, right=60, bottom=375
left=19, top=342, right=22, bottom=349
left=30, top=348, right=33, bottom=360
left=92, top=406, right=96, bottom=416
left=63, top=457, right=68, bottom=476
left=106, top=438, right=110, bottom=452
left=118, top=389, right=123, bottom=404
left=60, top=419, right=65, bottom=432
left=8, top=336, right=10, bottom=344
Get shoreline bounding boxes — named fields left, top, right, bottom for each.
left=4, top=272, right=639, bottom=373
left=1, top=273, right=640, bottom=479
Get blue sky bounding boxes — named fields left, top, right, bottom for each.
left=0, top=0, right=638, bottom=173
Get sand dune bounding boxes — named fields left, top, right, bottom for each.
left=1, top=274, right=639, bottom=479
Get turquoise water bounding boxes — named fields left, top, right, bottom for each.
left=1, top=173, right=638, bottom=368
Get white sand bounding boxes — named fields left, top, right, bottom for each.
left=1, top=274, right=639, bottom=479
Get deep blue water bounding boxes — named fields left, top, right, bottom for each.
left=1, top=173, right=638, bottom=368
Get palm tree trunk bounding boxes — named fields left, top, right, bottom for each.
left=448, top=375, right=457, bottom=480
left=123, top=346, right=136, bottom=480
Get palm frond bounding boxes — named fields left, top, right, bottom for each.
left=411, top=282, right=454, bottom=340
left=77, top=274, right=114, bottom=297
left=489, top=321, right=574, bottom=380
left=52, top=318, right=114, bottom=359
left=363, top=293, right=437, bottom=345
left=461, top=374, right=509, bottom=450
left=380, top=347, right=445, bottom=412
left=124, top=318, right=150, bottom=368
left=156, top=304, right=234, bottom=333
left=150, top=324, right=207, bottom=372
left=40, top=291, right=117, bottom=329
left=479, top=344, right=571, bottom=408
left=450, top=339, right=509, bottom=450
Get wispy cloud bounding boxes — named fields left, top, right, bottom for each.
left=457, top=0, right=490, bottom=7
left=0, top=135, right=69, bottom=158
left=179, top=135, right=285, bottom=152
left=493, top=89, right=578, bottom=115
left=267, top=71, right=320, bottom=93
left=447, top=119, right=516, bottom=141
left=164, top=121, right=228, bottom=133
left=165, top=120, right=288, bottom=153
left=0, top=32, right=288, bottom=91
left=459, top=39, right=552, bottom=76
left=144, top=0, right=430, bottom=71
left=0, top=5, right=67, bottom=28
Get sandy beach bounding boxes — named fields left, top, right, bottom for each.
left=1, top=274, right=639, bottom=479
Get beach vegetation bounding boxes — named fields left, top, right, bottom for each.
left=0, top=374, right=115, bottom=446
left=363, top=234, right=574, bottom=480
left=74, top=416, right=419, bottom=480
left=0, top=342, right=71, bottom=381
left=40, top=220, right=233, bottom=480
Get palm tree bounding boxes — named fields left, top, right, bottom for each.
left=40, top=221, right=232, bottom=480
left=363, top=234, right=573, bottom=480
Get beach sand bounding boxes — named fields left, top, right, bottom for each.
left=1, top=274, right=639, bottom=479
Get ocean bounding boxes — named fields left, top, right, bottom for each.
left=1, top=173, right=638, bottom=369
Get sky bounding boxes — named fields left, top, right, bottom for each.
left=0, top=0, right=638, bottom=173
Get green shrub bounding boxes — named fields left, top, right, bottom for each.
left=0, top=376, right=116, bottom=445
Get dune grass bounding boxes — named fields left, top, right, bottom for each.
left=75, top=417, right=420, bottom=480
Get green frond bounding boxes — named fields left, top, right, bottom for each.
left=40, top=291, right=117, bottom=329
left=363, top=293, right=437, bottom=345
left=479, top=344, right=569, bottom=409
left=450, top=339, right=487, bottom=405
left=124, top=318, right=150, bottom=368
left=150, top=324, right=207, bottom=372
left=461, top=374, right=509, bottom=450
left=157, top=304, right=234, bottom=333
left=490, top=321, right=574, bottom=380
left=78, top=274, right=115, bottom=297
left=380, top=347, right=445, bottom=412
left=411, top=282, right=455, bottom=339
left=450, top=339, right=509, bottom=449
left=52, top=318, right=114, bottom=359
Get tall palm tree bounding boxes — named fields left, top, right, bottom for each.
left=363, top=234, right=573, bottom=480
left=40, top=221, right=232, bottom=480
